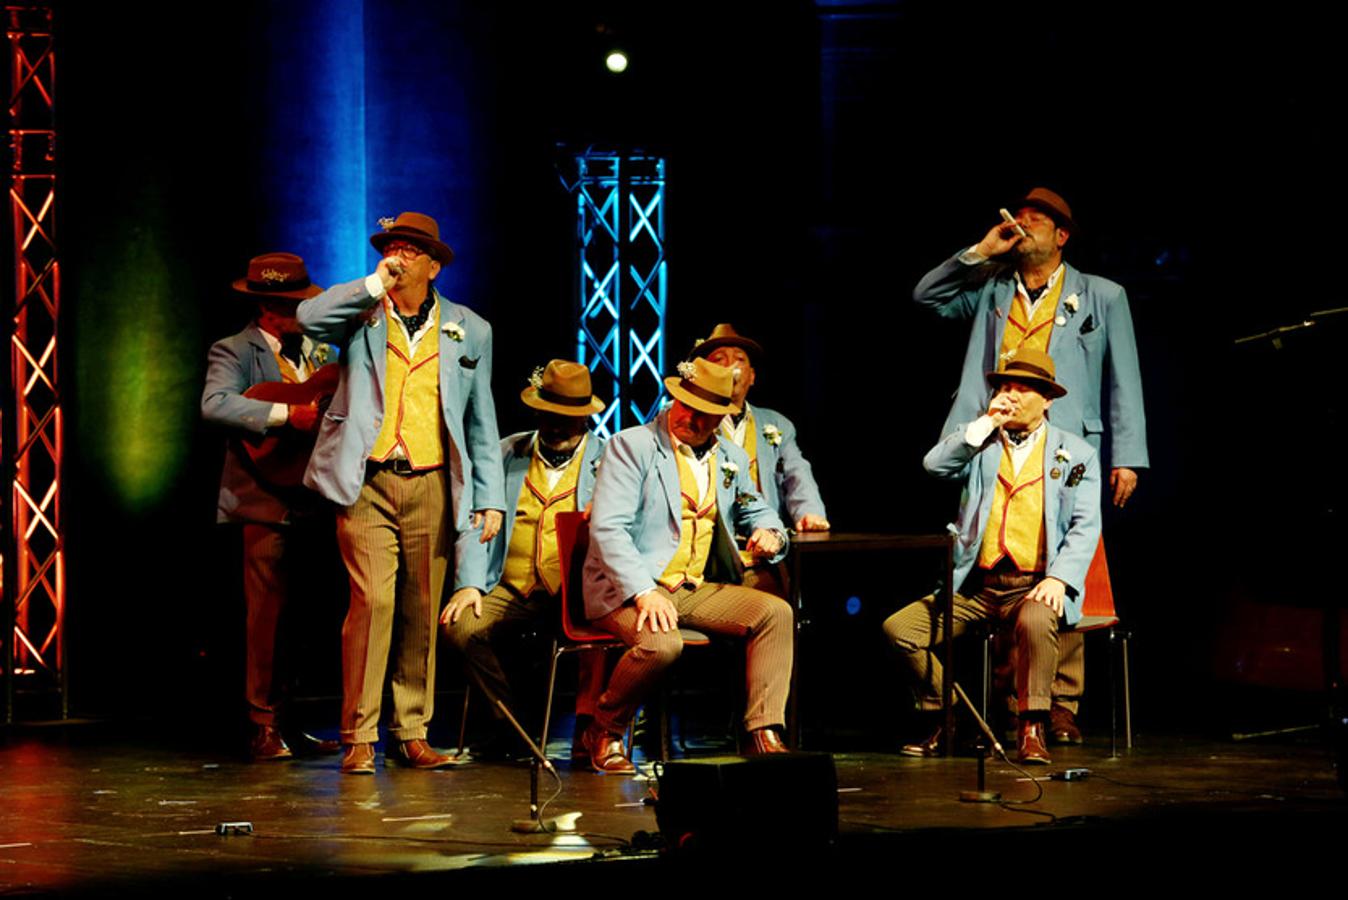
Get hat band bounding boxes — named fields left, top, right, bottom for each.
left=677, top=378, right=733, bottom=408
left=1001, top=362, right=1054, bottom=382
left=247, top=276, right=312, bottom=293
left=537, top=386, right=593, bottom=407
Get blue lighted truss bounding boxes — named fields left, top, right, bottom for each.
left=570, top=153, right=666, bottom=438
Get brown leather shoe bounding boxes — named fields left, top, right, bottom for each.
left=1049, top=705, right=1083, bottom=745
left=286, top=731, right=342, bottom=757
left=901, top=725, right=946, bottom=758
left=385, top=739, right=464, bottom=770
left=746, top=727, right=789, bottom=755
left=1017, top=718, right=1052, bottom=765
left=581, top=721, right=636, bottom=775
left=340, top=742, right=376, bottom=775
left=249, top=725, right=293, bottom=762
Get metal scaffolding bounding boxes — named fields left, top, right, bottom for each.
left=5, top=1, right=63, bottom=722
left=569, top=152, right=667, bottom=438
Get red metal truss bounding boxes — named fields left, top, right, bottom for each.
left=5, top=2, right=63, bottom=719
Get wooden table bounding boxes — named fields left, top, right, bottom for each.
left=787, top=531, right=957, bottom=754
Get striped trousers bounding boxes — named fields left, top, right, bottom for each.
left=882, top=568, right=1059, bottom=713
left=335, top=467, right=449, bottom=744
left=592, top=581, right=794, bottom=735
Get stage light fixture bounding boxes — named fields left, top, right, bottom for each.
left=605, top=50, right=628, bottom=73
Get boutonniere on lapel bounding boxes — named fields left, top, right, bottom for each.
left=721, top=460, right=739, bottom=489
left=310, top=343, right=333, bottom=366
left=1055, top=293, right=1080, bottom=328
left=762, top=423, right=783, bottom=447
left=1065, top=463, right=1086, bottom=488
left=362, top=303, right=382, bottom=328
left=1050, top=446, right=1070, bottom=480
left=735, top=490, right=757, bottom=507
left=442, top=321, right=466, bottom=342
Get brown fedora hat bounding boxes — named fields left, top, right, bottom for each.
left=369, top=211, right=455, bottom=265
left=986, top=347, right=1068, bottom=399
left=689, top=323, right=764, bottom=364
left=1014, top=187, right=1078, bottom=234
left=664, top=358, right=741, bottom=416
left=521, top=360, right=605, bottom=417
left=231, top=252, right=324, bottom=301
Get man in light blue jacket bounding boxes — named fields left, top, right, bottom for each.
left=580, top=358, right=794, bottom=772
left=883, top=348, right=1101, bottom=765
left=690, top=323, right=830, bottom=597
left=297, top=213, right=505, bottom=775
left=202, top=252, right=339, bottom=763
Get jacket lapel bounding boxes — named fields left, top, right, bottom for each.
left=436, top=291, right=463, bottom=416
left=653, top=412, right=682, bottom=528
left=245, top=325, right=284, bottom=384
left=1043, top=427, right=1063, bottom=546
left=362, top=300, right=388, bottom=398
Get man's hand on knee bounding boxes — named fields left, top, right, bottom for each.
left=441, top=587, right=483, bottom=628
left=634, top=590, right=678, bottom=633
left=1025, top=577, right=1065, bottom=617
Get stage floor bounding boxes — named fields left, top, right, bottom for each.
left=1, top=724, right=1344, bottom=894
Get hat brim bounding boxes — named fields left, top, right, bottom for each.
left=664, top=376, right=741, bottom=416
left=520, top=386, right=605, bottom=417
left=370, top=229, right=455, bottom=265
left=986, top=371, right=1068, bottom=399
left=691, top=335, right=764, bottom=364
left=231, top=279, right=324, bottom=301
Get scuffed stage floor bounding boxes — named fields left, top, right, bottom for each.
left=1, top=724, right=1343, bottom=895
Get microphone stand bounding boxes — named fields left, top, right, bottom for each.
left=491, top=698, right=581, bottom=834
left=952, top=682, right=1007, bottom=803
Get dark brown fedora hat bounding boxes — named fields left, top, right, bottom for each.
left=369, top=211, right=455, bottom=265
left=231, top=252, right=324, bottom=301
left=1014, top=187, right=1078, bottom=235
left=521, top=360, right=605, bottom=417
left=986, top=347, right=1068, bottom=399
left=689, top=323, right=764, bottom=364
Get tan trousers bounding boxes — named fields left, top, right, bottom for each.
left=883, top=569, right=1059, bottom=713
left=443, top=584, right=607, bottom=717
left=592, top=581, right=794, bottom=735
left=242, top=524, right=288, bottom=727
left=335, top=468, right=448, bottom=744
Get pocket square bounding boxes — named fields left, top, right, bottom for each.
left=459, top=355, right=479, bottom=369
left=1079, top=314, right=1097, bottom=334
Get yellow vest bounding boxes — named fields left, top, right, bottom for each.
left=500, top=437, right=586, bottom=597
left=998, top=271, right=1065, bottom=362
left=722, top=413, right=761, bottom=567
left=977, top=435, right=1048, bottom=572
left=658, top=448, right=718, bottom=590
left=370, top=304, right=444, bottom=468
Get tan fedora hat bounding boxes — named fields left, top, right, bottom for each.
left=689, top=323, right=764, bottom=364
left=986, top=347, right=1068, bottom=399
left=1015, top=187, right=1078, bottom=234
left=231, top=252, right=324, bottom=301
left=664, top=358, right=741, bottom=416
left=521, top=360, right=605, bottom=417
left=369, top=211, right=455, bottom=264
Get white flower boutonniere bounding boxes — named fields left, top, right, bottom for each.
left=1055, top=447, right=1072, bottom=464
left=721, top=460, right=739, bottom=489
left=442, top=321, right=466, bottom=342
left=762, top=424, right=783, bottom=447
left=1063, top=293, right=1080, bottom=314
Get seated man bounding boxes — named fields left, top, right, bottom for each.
left=689, top=324, right=830, bottom=598
left=442, top=360, right=607, bottom=760
left=882, top=348, right=1100, bottom=765
left=581, top=358, right=794, bottom=773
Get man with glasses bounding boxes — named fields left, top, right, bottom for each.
left=299, top=212, right=505, bottom=774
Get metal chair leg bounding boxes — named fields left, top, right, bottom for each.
left=1108, top=627, right=1118, bottom=758
left=980, top=631, right=991, bottom=723
left=1122, top=632, right=1133, bottom=750
left=456, top=685, right=471, bottom=757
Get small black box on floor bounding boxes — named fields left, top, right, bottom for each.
left=655, top=753, right=838, bottom=853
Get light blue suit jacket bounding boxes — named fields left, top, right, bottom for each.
left=915, top=253, right=1148, bottom=469
left=584, top=408, right=788, bottom=621
left=733, top=404, right=828, bottom=526
left=200, top=324, right=332, bottom=524
left=454, top=430, right=604, bottom=593
left=925, top=423, right=1102, bottom=626
left=296, top=278, right=505, bottom=528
